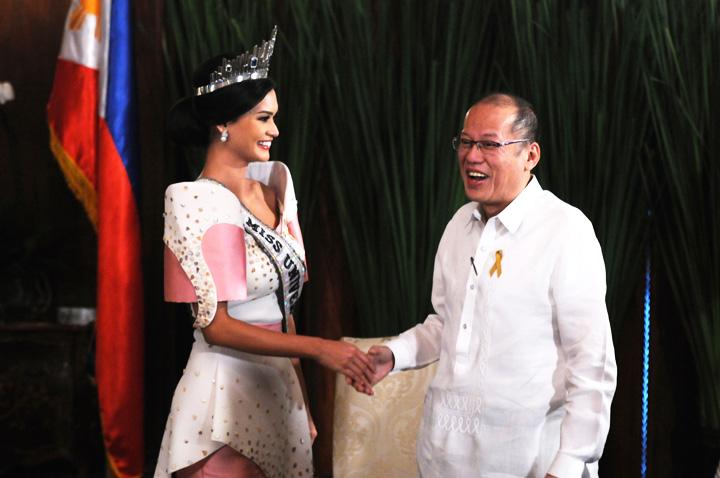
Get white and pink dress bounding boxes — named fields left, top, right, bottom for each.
left=154, top=162, right=313, bottom=478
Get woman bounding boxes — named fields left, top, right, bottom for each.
left=155, top=28, right=373, bottom=478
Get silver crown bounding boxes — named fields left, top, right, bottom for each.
left=195, top=26, right=278, bottom=96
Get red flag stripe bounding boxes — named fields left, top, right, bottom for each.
left=47, top=59, right=99, bottom=226
left=47, top=3, right=144, bottom=476
left=96, top=118, right=144, bottom=478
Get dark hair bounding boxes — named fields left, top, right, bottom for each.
left=477, top=92, right=538, bottom=142
left=167, top=53, right=275, bottom=147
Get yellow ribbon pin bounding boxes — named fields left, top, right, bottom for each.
left=489, top=250, right=503, bottom=277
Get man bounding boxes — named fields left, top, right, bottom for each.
left=369, top=93, right=617, bottom=477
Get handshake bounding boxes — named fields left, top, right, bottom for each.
left=315, top=341, right=396, bottom=395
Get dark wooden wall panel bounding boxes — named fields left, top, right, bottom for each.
left=0, top=0, right=101, bottom=474
left=132, top=1, right=177, bottom=474
left=0, top=0, right=96, bottom=313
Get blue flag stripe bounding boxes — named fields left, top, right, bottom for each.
left=105, top=0, right=139, bottom=197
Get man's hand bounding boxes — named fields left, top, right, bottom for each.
left=368, top=345, right=395, bottom=385
left=315, top=339, right=375, bottom=395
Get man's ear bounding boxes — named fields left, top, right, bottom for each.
left=525, top=142, right=541, bottom=172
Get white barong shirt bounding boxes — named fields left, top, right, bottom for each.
left=387, top=177, right=617, bottom=478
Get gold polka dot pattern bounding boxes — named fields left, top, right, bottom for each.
left=157, top=180, right=313, bottom=477
left=245, top=233, right=281, bottom=297
left=155, top=335, right=314, bottom=477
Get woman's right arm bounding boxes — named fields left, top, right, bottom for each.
left=202, top=302, right=375, bottom=394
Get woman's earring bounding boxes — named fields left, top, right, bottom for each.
left=220, top=130, right=229, bottom=143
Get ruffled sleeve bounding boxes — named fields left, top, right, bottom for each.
left=163, top=182, right=248, bottom=328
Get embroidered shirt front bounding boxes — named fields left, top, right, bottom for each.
left=386, top=176, right=617, bottom=478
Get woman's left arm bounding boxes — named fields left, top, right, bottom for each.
left=287, top=314, right=317, bottom=443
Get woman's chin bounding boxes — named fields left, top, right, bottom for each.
left=248, top=153, right=271, bottom=163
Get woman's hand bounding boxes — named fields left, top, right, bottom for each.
left=314, top=340, right=376, bottom=395
left=202, top=307, right=375, bottom=393
left=308, top=412, right=318, bottom=443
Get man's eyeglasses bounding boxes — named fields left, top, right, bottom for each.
left=451, top=136, right=530, bottom=151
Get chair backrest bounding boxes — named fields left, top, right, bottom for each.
left=332, top=337, right=438, bottom=478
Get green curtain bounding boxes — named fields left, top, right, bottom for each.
left=500, top=1, right=650, bottom=327
left=642, top=0, right=720, bottom=437
left=163, top=0, right=720, bottom=437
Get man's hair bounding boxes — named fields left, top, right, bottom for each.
left=477, top=93, right=538, bottom=142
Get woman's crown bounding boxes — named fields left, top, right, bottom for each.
left=195, top=26, right=277, bottom=96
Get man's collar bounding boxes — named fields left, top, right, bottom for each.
left=472, top=176, right=542, bottom=234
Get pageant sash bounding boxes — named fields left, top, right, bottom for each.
left=242, top=207, right=306, bottom=322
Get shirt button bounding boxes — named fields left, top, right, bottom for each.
left=480, top=246, right=487, bottom=252
left=463, top=324, right=467, bottom=329
left=470, top=284, right=475, bottom=290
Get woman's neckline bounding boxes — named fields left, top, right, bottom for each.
left=197, top=176, right=281, bottom=231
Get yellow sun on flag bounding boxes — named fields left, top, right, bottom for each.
left=69, top=0, right=101, bottom=39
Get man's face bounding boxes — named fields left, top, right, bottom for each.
left=457, top=103, right=539, bottom=218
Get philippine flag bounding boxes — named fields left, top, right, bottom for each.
left=47, top=1, right=144, bottom=476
